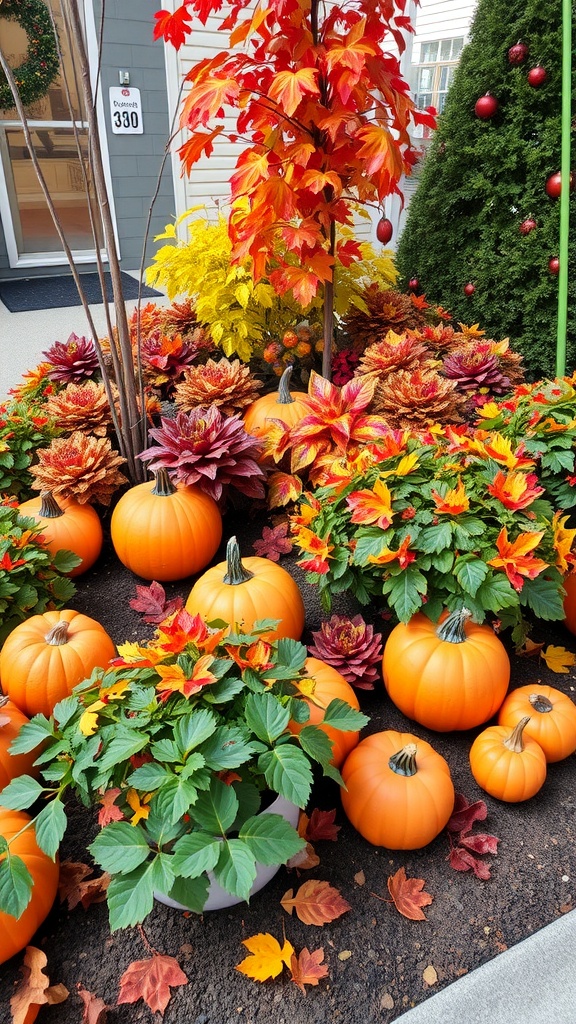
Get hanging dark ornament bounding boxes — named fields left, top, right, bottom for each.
left=376, top=217, right=393, bottom=245
left=548, top=257, right=560, bottom=275
left=527, top=66, right=547, bottom=87
left=519, top=218, right=537, bottom=235
left=463, top=283, right=476, bottom=296
left=508, top=41, right=529, bottom=65
left=475, top=93, right=499, bottom=119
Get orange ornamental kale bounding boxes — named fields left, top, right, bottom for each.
left=154, top=0, right=435, bottom=376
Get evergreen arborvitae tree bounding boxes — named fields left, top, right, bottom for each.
left=396, top=0, right=575, bottom=379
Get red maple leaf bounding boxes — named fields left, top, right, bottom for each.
left=289, top=947, right=329, bottom=993
left=117, top=954, right=188, bottom=1015
left=387, top=866, right=433, bottom=921
left=97, top=788, right=124, bottom=827
left=153, top=7, right=193, bottom=49
left=129, top=581, right=183, bottom=624
left=252, top=523, right=293, bottom=562
left=302, top=808, right=341, bottom=843
left=446, top=792, right=500, bottom=879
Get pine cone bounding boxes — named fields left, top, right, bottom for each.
left=355, top=330, right=431, bottom=378
left=44, top=381, right=112, bottom=436
left=174, top=358, right=263, bottom=416
left=42, top=333, right=99, bottom=383
left=29, top=432, right=127, bottom=505
left=373, top=367, right=466, bottom=427
left=442, top=343, right=511, bottom=393
left=308, top=614, right=383, bottom=690
left=342, top=286, right=428, bottom=353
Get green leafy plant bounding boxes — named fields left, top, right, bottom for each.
left=0, top=611, right=367, bottom=931
left=0, top=500, right=80, bottom=643
left=0, top=400, right=60, bottom=500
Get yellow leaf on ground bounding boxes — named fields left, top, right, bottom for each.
left=541, top=644, right=576, bottom=673
left=236, top=934, right=294, bottom=982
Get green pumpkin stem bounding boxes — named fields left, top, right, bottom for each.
left=45, top=621, right=71, bottom=646
left=39, top=491, right=65, bottom=518
left=388, top=743, right=418, bottom=777
left=529, top=693, right=553, bottom=714
left=436, top=608, right=473, bottom=644
left=277, top=365, right=296, bottom=405
left=223, top=536, right=254, bottom=585
left=503, top=716, right=531, bottom=753
left=151, top=468, right=177, bottom=497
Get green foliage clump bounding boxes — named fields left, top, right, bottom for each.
left=0, top=400, right=60, bottom=500
left=396, top=0, right=575, bottom=379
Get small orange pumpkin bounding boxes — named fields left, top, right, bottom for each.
left=0, top=610, right=116, bottom=718
left=0, top=695, right=40, bottom=789
left=469, top=717, right=547, bottom=802
left=18, top=490, right=103, bottom=577
left=498, top=684, right=576, bottom=763
left=341, top=730, right=455, bottom=849
left=563, top=573, right=576, bottom=634
left=382, top=608, right=510, bottom=731
left=243, top=365, right=311, bottom=438
left=287, top=657, right=361, bottom=768
left=185, top=535, right=305, bottom=641
left=0, top=807, right=60, bottom=965
left=110, top=469, right=223, bottom=581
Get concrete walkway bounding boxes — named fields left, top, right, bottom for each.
left=1, top=282, right=575, bottom=1023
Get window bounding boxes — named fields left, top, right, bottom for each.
left=413, top=37, right=464, bottom=137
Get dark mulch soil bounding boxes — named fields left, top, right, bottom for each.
left=2, top=506, right=576, bottom=1023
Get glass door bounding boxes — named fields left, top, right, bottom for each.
left=0, top=1, right=108, bottom=267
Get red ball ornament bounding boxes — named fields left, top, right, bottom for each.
left=545, top=171, right=574, bottom=198
left=408, top=277, right=419, bottom=291
left=527, top=66, right=547, bottom=87
left=508, top=41, right=529, bottom=65
left=463, top=283, right=476, bottom=296
left=376, top=217, right=393, bottom=245
left=475, top=94, right=499, bottom=120
left=548, top=257, right=560, bottom=275
left=519, top=217, right=537, bottom=235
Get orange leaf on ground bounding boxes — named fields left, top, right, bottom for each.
left=77, top=984, right=108, bottom=1023
left=541, top=644, right=576, bottom=673
left=236, top=934, right=294, bottom=982
left=289, top=947, right=329, bottom=993
left=387, top=867, right=433, bottom=921
left=117, top=954, right=188, bottom=1015
left=281, top=879, right=351, bottom=925
left=10, top=947, right=69, bottom=1024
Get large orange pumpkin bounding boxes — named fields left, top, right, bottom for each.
left=341, top=730, right=455, bottom=849
left=185, top=536, right=305, bottom=641
left=382, top=608, right=510, bottom=731
left=498, top=684, right=576, bottom=763
left=0, top=807, right=60, bottom=965
left=287, top=657, right=361, bottom=768
left=0, top=610, right=116, bottom=718
left=469, top=716, right=547, bottom=802
left=18, top=490, right=103, bottom=577
left=0, top=696, right=40, bottom=789
left=243, top=365, right=311, bottom=438
left=562, top=572, right=576, bottom=634
left=110, top=469, right=223, bottom=581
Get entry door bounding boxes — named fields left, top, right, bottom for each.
left=0, top=1, right=110, bottom=268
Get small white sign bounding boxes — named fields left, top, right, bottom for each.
left=109, top=86, right=144, bottom=134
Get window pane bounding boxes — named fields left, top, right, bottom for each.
left=440, top=39, right=452, bottom=60
left=452, top=37, right=464, bottom=58
left=418, top=67, right=434, bottom=91
left=420, top=41, right=438, bottom=63
left=439, top=66, right=451, bottom=91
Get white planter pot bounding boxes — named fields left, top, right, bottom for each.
left=154, top=794, right=300, bottom=913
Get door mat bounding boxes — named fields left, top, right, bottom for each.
left=0, top=272, right=161, bottom=313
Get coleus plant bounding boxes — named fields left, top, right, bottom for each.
left=154, top=0, right=436, bottom=377
left=0, top=612, right=367, bottom=931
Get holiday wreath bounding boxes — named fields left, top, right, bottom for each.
left=0, top=0, right=60, bottom=112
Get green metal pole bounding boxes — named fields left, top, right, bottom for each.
left=555, top=0, right=572, bottom=377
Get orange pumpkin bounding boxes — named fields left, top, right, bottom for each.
left=0, top=695, right=40, bottom=789
left=18, top=490, right=103, bottom=577
left=498, top=684, right=576, bottom=763
left=0, top=807, right=60, bottom=965
left=185, top=536, right=305, bottom=641
left=469, top=716, right=547, bottom=802
left=110, top=469, right=223, bottom=581
left=243, top=365, right=311, bottom=438
left=0, top=610, right=116, bottom=718
left=382, top=608, right=510, bottom=731
left=341, top=730, right=455, bottom=849
left=287, top=657, right=361, bottom=768
left=563, top=573, right=576, bottom=634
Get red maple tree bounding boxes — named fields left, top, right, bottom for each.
left=154, top=0, right=435, bottom=377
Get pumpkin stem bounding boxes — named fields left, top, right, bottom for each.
left=223, top=536, right=254, bottom=585
left=529, top=693, right=553, bottom=714
left=151, top=468, right=177, bottom=497
left=45, top=621, right=71, bottom=646
left=436, top=608, right=473, bottom=644
left=38, top=491, right=65, bottom=518
left=277, top=365, right=296, bottom=405
left=0, top=694, right=9, bottom=710
left=503, top=716, right=531, bottom=753
left=388, top=743, right=418, bottom=777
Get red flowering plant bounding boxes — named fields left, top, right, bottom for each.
left=290, top=426, right=575, bottom=639
left=0, top=610, right=367, bottom=931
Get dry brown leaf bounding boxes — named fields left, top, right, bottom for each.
left=541, top=645, right=576, bottom=673
left=303, top=808, right=341, bottom=842
left=338, top=950, right=352, bottom=961
left=422, top=965, right=438, bottom=986
left=354, top=870, right=366, bottom=886
left=117, top=954, right=188, bottom=1015
left=387, top=866, right=433, bottom=921
left=287, top=842, right=320, bottom=871
left=516, top=637, right=545, bottom=657
left=58, top=861, right=110, bottom=910
left=281, top=879, right=351, bottom=926
left=380, top=993, right=394, bottom=1010
left=77, top=984, right=108, bottom=1023
left=10, top=947, right=69, bottom=1024
left=289, top=947, right=329, bottom=993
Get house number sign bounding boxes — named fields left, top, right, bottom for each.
left=109, top=87, right=144, bottom=134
